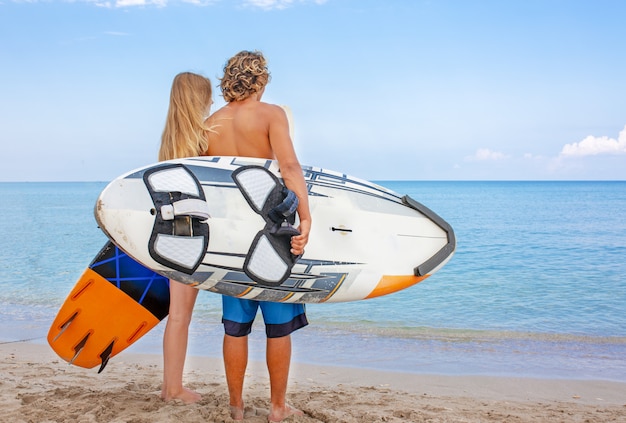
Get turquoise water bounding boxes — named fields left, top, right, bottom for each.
left=1, top=181, right=625, bottom=381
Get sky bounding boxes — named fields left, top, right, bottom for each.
left=1, top=0, right=625, bottom=181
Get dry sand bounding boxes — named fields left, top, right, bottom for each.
left=1, top=341, right=625, bottom=422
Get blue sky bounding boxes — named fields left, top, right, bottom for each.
left=1, top=0, right=625, bottom=181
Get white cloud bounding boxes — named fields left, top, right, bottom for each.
left=559, top=125, right=626, bottom=157
left=244, top=0, right=289, bottom=8
left=86, top=0, right=168, bottom=8
left=11, top=0, right=323, bottom=7
left=116, top=0, right=167, bottom=6
left=464, top=148, right=510, bottom=162
left=242, top=0, right=328, bottom=9
left=243, top=0, right=319, bottom=10
left=523, top=153, right=538, bottom=159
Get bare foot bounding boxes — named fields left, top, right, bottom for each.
left=230, top=405, right=244, bottom=421
left=160, top=387, right=202, bottom=404
left=268, top=404, right=303, bottom=422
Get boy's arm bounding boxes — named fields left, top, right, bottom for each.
left=268, top=105, right=311, bottom=254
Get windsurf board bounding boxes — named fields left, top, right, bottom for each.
left=49, top=156, right=455, bottom=371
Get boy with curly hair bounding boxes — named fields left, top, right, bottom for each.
left=206, top=50, right=311, bottom=422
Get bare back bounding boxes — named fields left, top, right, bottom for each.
left=206, top=99, right=291, bottom=160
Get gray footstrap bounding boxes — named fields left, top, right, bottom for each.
left=143, top=164, right=210, bottom=274
left=161, top=198, right=210, bottom=221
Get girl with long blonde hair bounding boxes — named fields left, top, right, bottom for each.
left=159, top=72, right=212, bottom=404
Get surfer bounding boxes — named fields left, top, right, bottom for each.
left=158, top=72, right=214, bottom=404
left=206, top=50, right=311, bottom=422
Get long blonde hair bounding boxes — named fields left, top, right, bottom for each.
left=159, top=72, right=213, bottom=161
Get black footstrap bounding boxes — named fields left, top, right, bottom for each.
left=232, top=166, right=301, bottom=286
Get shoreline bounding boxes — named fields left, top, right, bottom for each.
left=2, top=342, right=625, bottom=422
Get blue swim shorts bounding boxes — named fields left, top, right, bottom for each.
left=222, top=296, right=308, bottom=338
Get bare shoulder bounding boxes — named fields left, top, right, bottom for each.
left=256, top=101, right=282, bottom=113
left=207, top=105, right=231, bottom=121
left=206, top=105, right=231, bottom=129
left=258, top=102, right=288, bottom=122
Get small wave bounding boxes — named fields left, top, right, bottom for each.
left=309, top=324, right=626, bottom=345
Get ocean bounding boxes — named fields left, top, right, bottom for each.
left=1, top=181, right=625, bottom=381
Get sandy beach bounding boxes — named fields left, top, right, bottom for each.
left=0, top=342, right=624, bottom=422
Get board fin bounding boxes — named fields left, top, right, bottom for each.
left=48, top=266, right=165, bottom=370
left=98, top=340, right=115, bottom=373
left=52, top=311, right=79, bottom=342
left=70, top=333, right=91, bottom=365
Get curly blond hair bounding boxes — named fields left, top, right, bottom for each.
left=219, top=50, right=271, bottom=102
left=159, top=72, right=213, bottom=161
